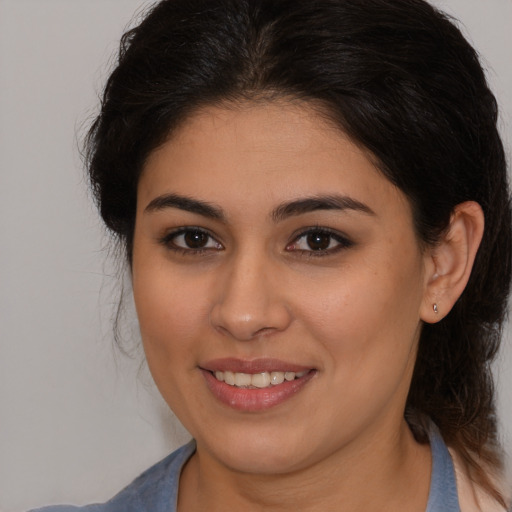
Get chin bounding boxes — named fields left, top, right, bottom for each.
left=219, top=443, right=308, bottom=475
left=194, top=422, right=326, bottom=475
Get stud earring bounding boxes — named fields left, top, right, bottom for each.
left=433, top=303, right=439, bottom=314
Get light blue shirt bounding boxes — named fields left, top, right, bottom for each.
left=30, top=426, right=460, bottom=512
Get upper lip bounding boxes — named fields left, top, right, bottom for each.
left=200, top=358, right=313, bottom=374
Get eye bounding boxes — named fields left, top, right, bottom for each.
left=160, top=228, right=223, bottom=253
left=286, top=228, right=353, bottom=255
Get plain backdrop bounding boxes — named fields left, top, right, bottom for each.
left=0, top=1, right=511, bottom=510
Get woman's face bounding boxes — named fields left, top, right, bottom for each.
left=132, top=101, right=431, bottom=474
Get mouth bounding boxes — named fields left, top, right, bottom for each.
left=200, top=359, right=316, bottom=412
left=212, top=370, right=309, bottom=388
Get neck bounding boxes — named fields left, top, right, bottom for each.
left=178, top=419, right=432, bottom=512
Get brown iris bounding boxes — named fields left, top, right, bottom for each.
left=184, top=230, right=209, bottom=248
left=306, top=232, right=331, bottom=251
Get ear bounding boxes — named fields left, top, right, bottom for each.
left=420, top=201, right=484, bottom=323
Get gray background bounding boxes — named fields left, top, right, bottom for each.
left=0, top=1, right=510, bottom=510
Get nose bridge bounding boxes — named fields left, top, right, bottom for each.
left=210, top=246, right=291, bottom=341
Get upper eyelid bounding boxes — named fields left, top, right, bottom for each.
left=161, top=226, right=215, bottom=238
left=288, top=227, right=354, bottom=251
left=159, top=226, right=222, bottom=246
left=289, top=226, right=351, bottom=241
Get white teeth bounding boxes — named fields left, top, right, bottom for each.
left=251, top=372, right=271, bottom=388
left=270, top=371, right=285, bottom=385
left=234, top=372, right=252, bottom=387
left=212, top=370, right=309, bottom=388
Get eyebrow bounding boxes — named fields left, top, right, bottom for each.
left=144, top=193, right=225, bottom=220
left=271, top=195, right=375, bottom=222
left=144, top=192, right=375, bottom=222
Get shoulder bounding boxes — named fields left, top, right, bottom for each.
left=28, top=441, right=196, bottom=512
left=449, top=447, right=511, bottom=512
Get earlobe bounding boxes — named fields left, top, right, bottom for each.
left=420, top=201, right=484, bottom=324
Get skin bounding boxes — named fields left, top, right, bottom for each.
left=131, top=101, right=483, bottom=511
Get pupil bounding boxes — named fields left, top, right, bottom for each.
left=184, top=230, right=208, bottom=248
left=307, top=232, right=330, bottom=251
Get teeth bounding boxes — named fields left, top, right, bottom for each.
left=212, top=370, right=308, bottom=388
left=270, top=371, right=285, bottom=385
left=284, top=371, right=295, bottom=381
left=234, top=372, right=252, bottom=387
left=251, top=372, right=271, bottom=388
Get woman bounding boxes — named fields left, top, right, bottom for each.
left=32, top=0, right=511, bottom=510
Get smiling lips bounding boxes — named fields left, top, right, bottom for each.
left=201, top=359, right=316, bottom=411
left=214, top=370, right=309, bottom=388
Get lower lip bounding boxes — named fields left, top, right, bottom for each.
left=201, top=369, right=316, bottom=412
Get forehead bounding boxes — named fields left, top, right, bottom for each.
left=138, top=101, right=410, bottom=221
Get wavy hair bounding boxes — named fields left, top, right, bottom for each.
left=85, top=0, right=511, bottom=504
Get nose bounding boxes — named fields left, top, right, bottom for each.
left=209, top=252, right=293, bottom=341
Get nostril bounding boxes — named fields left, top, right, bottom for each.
left=252, top=326, right=278, bottom=338
left=211, top=319, right=275, bottom=341
left=210, top=304, right=292, bottom=342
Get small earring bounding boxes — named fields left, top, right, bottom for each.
left=433, top=303, right=439, bottom=314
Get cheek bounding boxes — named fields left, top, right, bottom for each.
left=296, top=267, right=423, bottom=432
left=132, top=267, right=213, bottom=419
left=297, top=254, right=425, bottom=372
left=133, top=265, right=210, bottom=363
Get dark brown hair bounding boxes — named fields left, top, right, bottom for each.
left=86, top=0, right=511, bottom=504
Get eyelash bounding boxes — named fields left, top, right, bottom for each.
left=286, top=227, right=354, bottom=257
left=158, top=227, right=223, bottom=255
left=158, top=226, right=353, bottom=257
